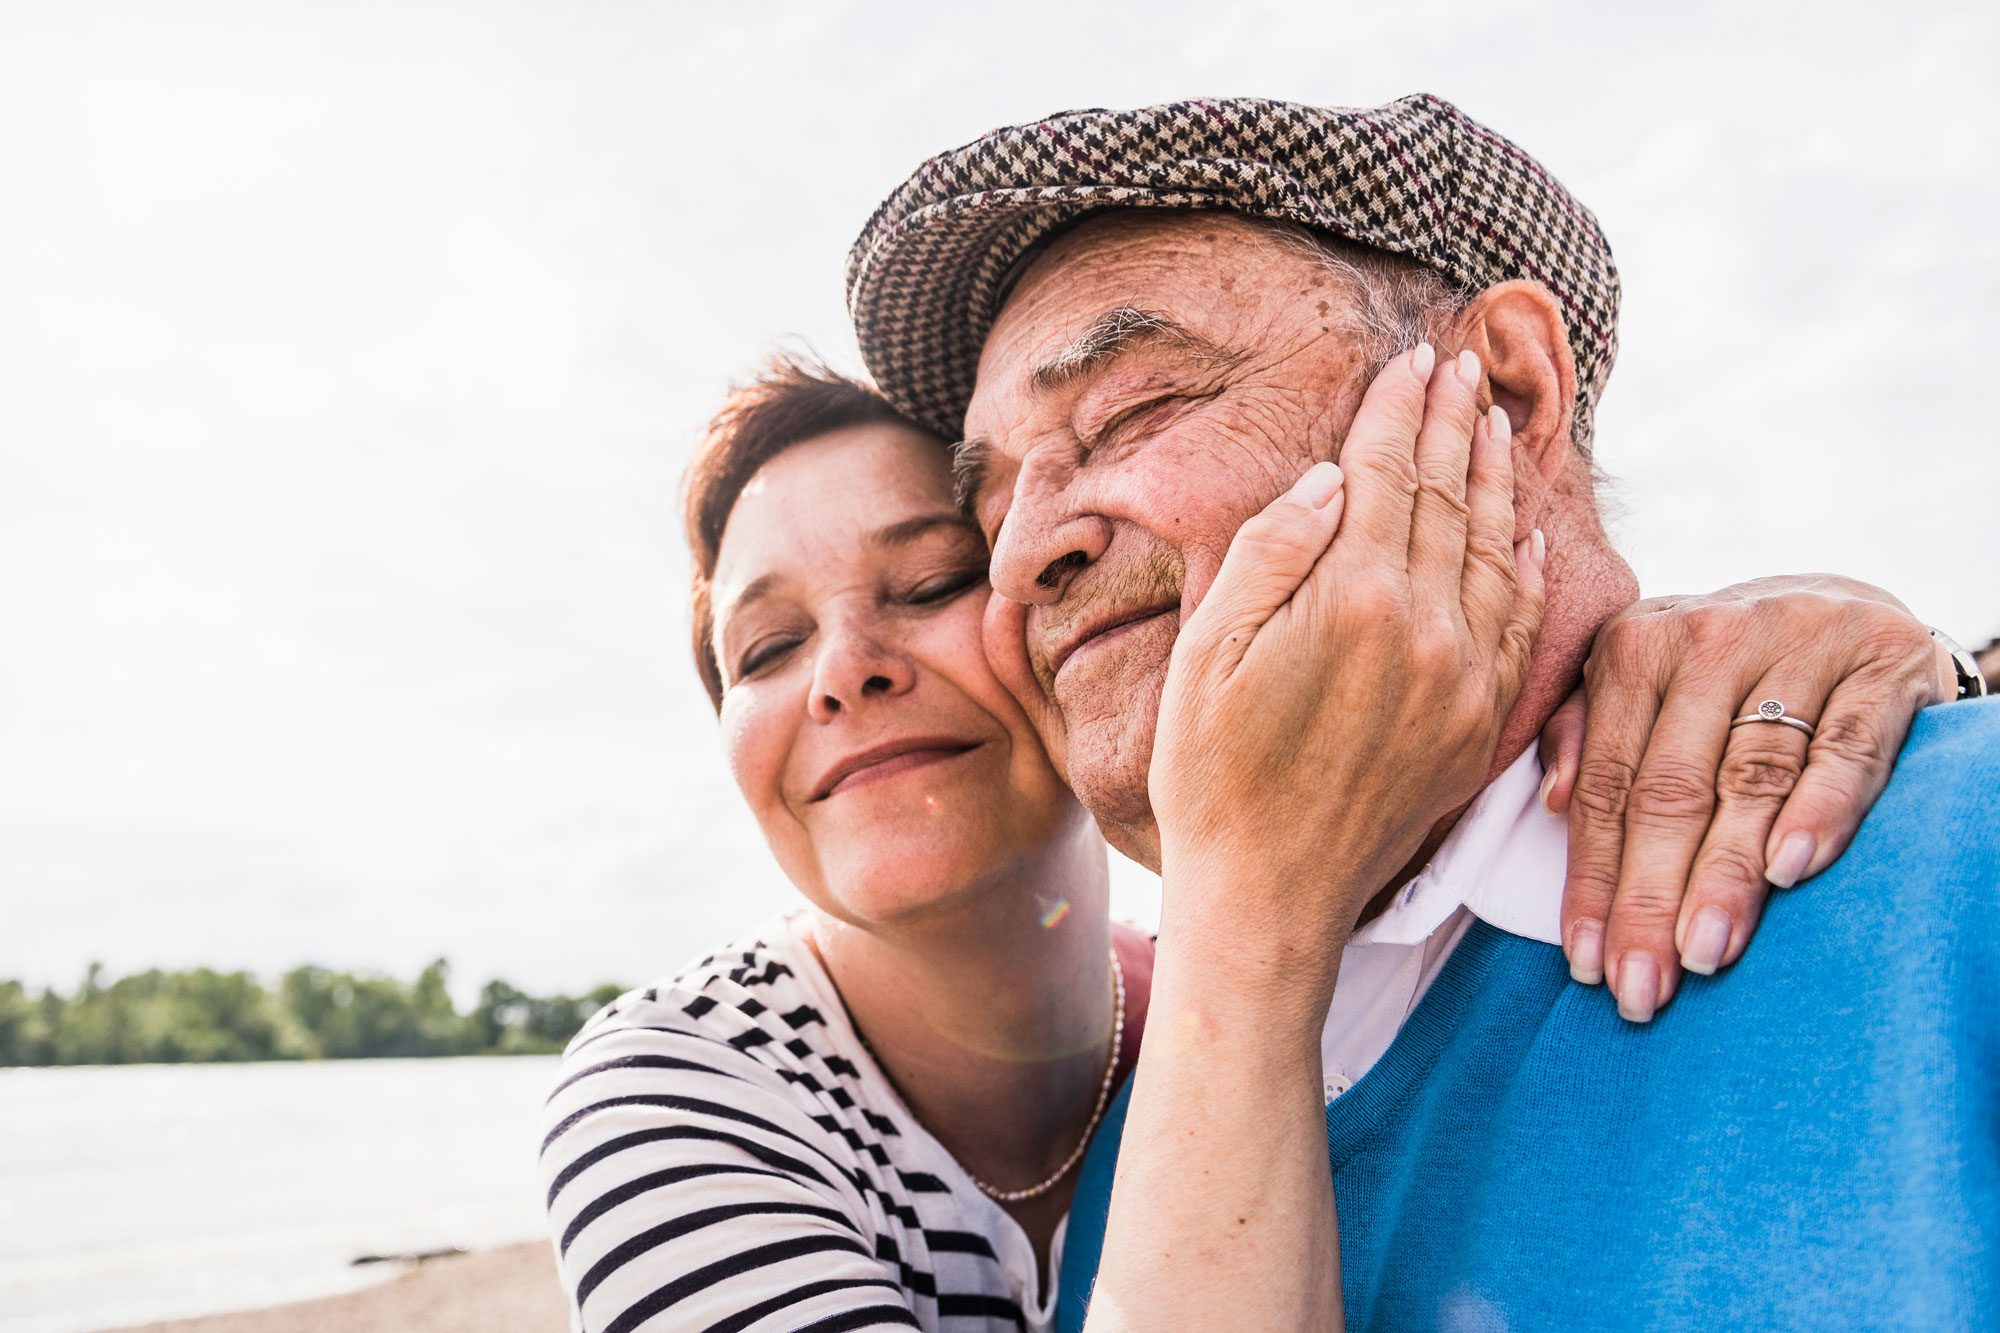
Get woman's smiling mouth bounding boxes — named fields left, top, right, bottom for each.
left=811, top=738, right=984, bottom=801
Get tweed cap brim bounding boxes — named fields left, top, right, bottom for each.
left=845, top=94, right=1619, bottom=447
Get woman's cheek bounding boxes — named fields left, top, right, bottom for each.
left=718, top=684, right=793, bottom=824
left=923, top=593, right=1069, bottom=803
left=924, top=589, right=1004, bottom=695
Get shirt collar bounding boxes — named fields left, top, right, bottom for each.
left=1346, top=747, right=1568, bottom=949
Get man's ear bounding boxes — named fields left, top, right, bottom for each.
left=1449, top=280, right=1576, bottom=485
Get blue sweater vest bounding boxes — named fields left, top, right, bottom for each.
left=1059, top=699, right=2000, bottom=1330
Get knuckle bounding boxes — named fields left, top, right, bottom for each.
left=1850, top=614, right=1934, bottom=681
left=1564, top=871, right=1618, bottom=913
left=1716, top=743, right=1806, bottom=802
left=1625, top=761, right=1718, bottom=825
left=1571, top=756, right=1639, bottom=823
left=1691, top=844, right=1768, bottom=896
left=1342, top=572, right=1406, bottom=624
left=1605, top=884, right=1685, bottom=928
left=1389, top=459, right=1423, bottom=502
left=1749, top=587, right=1840, bottom=635
left=1463, top=527, right=1517, bottom=576
left=1810, top=712, right=1891, bottom=769
left=1589, top=611, right=1673, bottom=679
left=1844, top=596, right=1923, bottom=639
left=1415, top=458, right=1472, bottom=502
left=1564, top=881, right=1617, bottom=917
left=1409, top=623, right=1463, bottom=678
left=1676, top=600, right=1752, bottom=653
left=1499, top=618, right=1537, bottom=672
left=1622, top=595, right=1683, bottom=618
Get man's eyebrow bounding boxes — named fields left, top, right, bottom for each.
left=952, top=310, right=1235, bottom=518
left=1029, top=306, right=1234, bottom=393
left=950, top=437, right=991, bottom=516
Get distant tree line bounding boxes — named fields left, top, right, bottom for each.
left=0, top=960, right=627, bottom=1066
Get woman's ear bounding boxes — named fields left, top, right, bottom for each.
left=1449, top=280, right=1576, bottom=485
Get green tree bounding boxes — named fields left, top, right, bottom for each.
left=0, top=962, right=627, bottom=1065
left=471, top=979, right=529, bottom=1052
left=0, top=981, right=53, bottom=1065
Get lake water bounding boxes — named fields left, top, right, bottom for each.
left=0, top=1056, right=562, bottom=1332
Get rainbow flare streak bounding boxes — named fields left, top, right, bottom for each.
left=1039, top=898, right=1072, bottom=929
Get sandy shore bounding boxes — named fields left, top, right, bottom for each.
left=107, top=1242, right=568, bottom=1333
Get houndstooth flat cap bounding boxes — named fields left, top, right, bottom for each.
left=845, top=93, right=1620, bottom=447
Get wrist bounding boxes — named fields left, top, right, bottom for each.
left=1159, top=839, right=1386, bottom=939
left=1155, top=864, right=1358, bottom=1033
left=1146, top=933, right=1336, bottom=1062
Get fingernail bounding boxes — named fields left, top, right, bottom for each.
left=1488, top=403, right=1511, bottom=444
left=1615, top=952, right=1660, bottom=1023
left=1287, top=461, right=1344, bottom=510
left=1766, top=830, right=1816, bottom=889
left=1537, top=764, right=1560, bottom=814
left=1530, top=528, right=1546, bottom=566
left=1567, top=919, right=1604, bottom=986
left=1680, top=907, right=1732, bottom=976
left=1412, top=341, right=1436, bottom=379
left=1456, top=348, right=1481, bottom=387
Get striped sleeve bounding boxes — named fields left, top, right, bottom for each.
left=540, top=1013, right=919, bottom=1333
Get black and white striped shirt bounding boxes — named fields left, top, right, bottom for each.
left=539, top=920, right=1059, bottom=1333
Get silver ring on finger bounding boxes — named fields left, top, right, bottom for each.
left=1729, top=698, right=1815, bottom=738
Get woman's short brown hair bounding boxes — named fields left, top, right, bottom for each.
left=683, top=352, right=936, bottom=708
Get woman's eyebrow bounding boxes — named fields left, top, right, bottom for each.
left=714, top=574, right=779, bottom=630
left=872, top=512, right=978, bottom=547
left=718, top=515, right=970, bottom=623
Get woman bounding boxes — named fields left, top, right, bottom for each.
left=539, top=353, right=1945, bottom=1333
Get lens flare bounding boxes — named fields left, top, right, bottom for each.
left=1039, top=898, right=1071, bottom=929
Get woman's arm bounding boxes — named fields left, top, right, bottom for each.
left=1084, top=344, right=1538, bottom=1330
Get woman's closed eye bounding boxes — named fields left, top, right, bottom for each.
left=902, top=566, right=989, bottom=606
left=737, top=633, right=804, bottom=679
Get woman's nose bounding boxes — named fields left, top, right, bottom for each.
left=806, top=622, right=916, bottom=723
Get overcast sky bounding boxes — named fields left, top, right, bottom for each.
left=3, top=0, right=1995, bottom=999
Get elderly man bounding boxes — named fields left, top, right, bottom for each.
left=845, top=96, right=1999, bottom=1329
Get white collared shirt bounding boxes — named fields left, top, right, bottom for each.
left=1318, top=748, right=1568, bottom=1099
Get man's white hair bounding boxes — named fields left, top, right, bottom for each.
left=1259, top=219, right=1600, bottom=459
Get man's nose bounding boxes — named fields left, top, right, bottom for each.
left=988, top=492, right=1111, bottom=606
left=806, top=619, right=916, bottom=724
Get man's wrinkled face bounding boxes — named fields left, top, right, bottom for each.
left=963, top=212, right=1378, bottom=849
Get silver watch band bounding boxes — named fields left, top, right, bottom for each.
left=1930, top=627, right=1990, bottom=701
